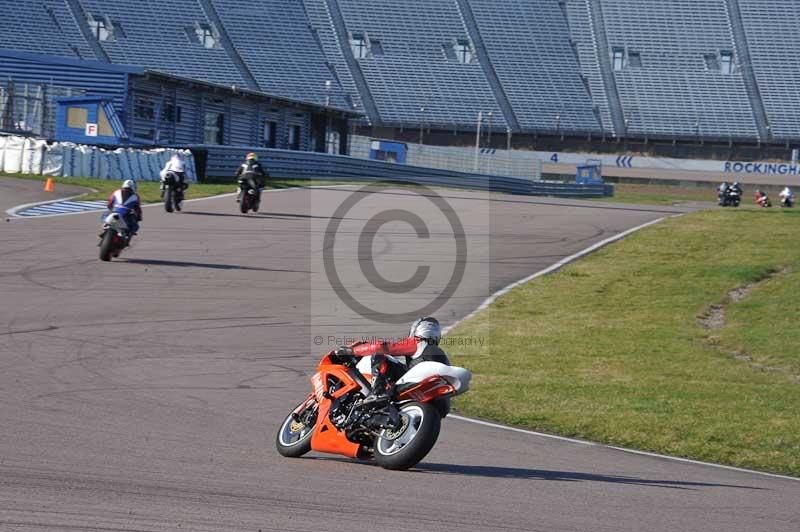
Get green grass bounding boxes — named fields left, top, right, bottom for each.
left=2, top=172, right=355, bottom=202
left=600, top=183, right=719, bottom=206
left=448, top=208, right=800, bottom=477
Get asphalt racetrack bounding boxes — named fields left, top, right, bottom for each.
left=1, top=183, right=797, bottom=531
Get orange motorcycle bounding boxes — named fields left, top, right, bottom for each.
left=275, top=351, right=471, bottom=470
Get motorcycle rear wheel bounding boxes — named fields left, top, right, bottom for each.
left=99, top=229, right=115, bottom=262
left=374, top=401, right=440, bottom=471
left=164, top=186, right=174, bottom=213
left=276, top=400, right=317, bottom=458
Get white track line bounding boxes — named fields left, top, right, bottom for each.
left=444, top=215, right=799, bottom=482
left=441, top=216, right=668, bottom=335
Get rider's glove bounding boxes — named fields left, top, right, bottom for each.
left=334, top=346, right=354, bottom=357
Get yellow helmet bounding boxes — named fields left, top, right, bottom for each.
left=246, top=152, right=258, bottom=161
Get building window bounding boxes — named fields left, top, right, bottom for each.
left=204, top=111, right=224, bottom=144
left=67, top=107, right=88, bottom=128
left=134, top=99, right=155, bottom=120
left=456, top=39, right=473, bottom=64
left=288, top=125, right=301, bottom=150
left=88, top=16, right=113, bottom=42
left=326, top=130, right=340, bottom=155
left=263, top=120, right=277, bottom=148
left=370, top=40, right=384, bottom=57
left=351, top=33, right=368, bottom=59
left=704, top=53, right=720, bottom=71
left=98, top=107, right=114, bottom=136
left=720, top=51, right=734, bottom=74
left=627, top=51, right=642, bottom=68
left=162, top=104, right=181, bottom=123
left=612, top=48, right=624, bottom=71
left=189, top=24, right=219, bottom=49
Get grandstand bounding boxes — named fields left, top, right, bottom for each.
left=1, top=0, right=799, bottom=149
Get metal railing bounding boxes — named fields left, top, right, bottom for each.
left=195, top=145, right=612, bottom=198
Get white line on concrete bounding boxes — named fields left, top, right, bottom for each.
left=441, top=216, right=668, bottom=335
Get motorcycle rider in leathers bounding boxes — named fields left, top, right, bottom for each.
left=335, top=317, right=449, bottom=405
left=105, top=179, right=142, bottom=236
left=235, top=152, right=268, bottom=208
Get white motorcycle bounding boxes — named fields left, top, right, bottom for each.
left=98, top=206, right=133, bottom=262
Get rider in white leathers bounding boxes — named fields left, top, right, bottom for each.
left=779, top=186, right=795, bottom=207
left=159, top=153, right=188, bottom=198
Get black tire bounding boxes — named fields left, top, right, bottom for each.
left=275, top=400, right=317, bottom=458
left=164, top=186, right=174, bottom=213
left=374, top=402, right=441, bottom=471
left=240, top=193, right=249, bottom=214
left=99, top=229, right=115, bottom=262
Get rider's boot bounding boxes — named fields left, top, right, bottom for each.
left=362, top=373, right=392, bottom=406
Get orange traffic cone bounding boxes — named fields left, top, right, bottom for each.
left=44, top=178, right=55, bottom=192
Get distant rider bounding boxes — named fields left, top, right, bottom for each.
left=334, top=317, right=450, bottom=406
left=160, top=153, right=188, bottom=199
left=718, top=182, right=729, bottom=205
left=754, top=189, right=771, bottom=208
left=779, top=186, right=795, bottom=207
left=235, top=152, right=268, bottom=208
left=106, top=179, right=142, bottom=235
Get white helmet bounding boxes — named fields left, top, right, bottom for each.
left=409, top=317, right=442, bottom=345
left=122, top=179, right=136, bottom=191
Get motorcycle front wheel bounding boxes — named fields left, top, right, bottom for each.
left=374, top=401, right=440, bottom=471
left=240, top=192, right=249, bottom=214
left=275, top=399, right=318, bottom=458
left=99, top=229, right=115, bottom=262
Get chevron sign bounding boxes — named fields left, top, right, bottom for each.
left=616, top=155, right=634, bottom=168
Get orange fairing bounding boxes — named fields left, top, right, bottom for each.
left=309, top=362, right=362, bottom=458
left=396, top=376, right=455, bottom=403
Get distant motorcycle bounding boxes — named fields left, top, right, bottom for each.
left=722, top=188, right=741, bottom=207
left=238, top=178, right=261, bottom=214
left=780, top=192, right=795, bottom=208
left=98, top=205, right=134, bottom=261
left=161, top=171, right=185, bottom=213
left=755, top=192, right=772, bottom=208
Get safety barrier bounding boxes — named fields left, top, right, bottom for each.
left=0, top=134, right=197, bottom=182
left=196, top=145, right=612, bottom=198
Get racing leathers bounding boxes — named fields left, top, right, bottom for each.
left=107, top=188, right=142, bottom=235
left=235, top=160, right=268, bottom=204
left=342, top=337, right=450, bottom=404
left=160, top=156, right=188, bottom=197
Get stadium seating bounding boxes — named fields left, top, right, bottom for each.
left=333, top=0, right=507, bottom=129
left=77, top=0, right=247, bottom=87
left=1, top=0, right=797, bottom=142
left=0, top=2, right=85, bottom=59
left=571, top=0, right=758, bottom=139
left=213, top=0, right=349, bottom=108
left=467, top=0, right=601, bottom=133
left=739, top=0, right=800, bottom=140
left=303, top=0, right=363, bottom=112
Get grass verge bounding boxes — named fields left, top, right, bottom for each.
left=448, top=208, right=800, bottom=477
left=599, top=183, right=719, bottom=206
left=2, top=172, right=355, bottom=203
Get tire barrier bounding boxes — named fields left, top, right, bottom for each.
left=0, top=134, right=197, bottom=182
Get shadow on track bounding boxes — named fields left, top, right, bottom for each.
left=121, top=258, right=309, bottom=273
left=302, top=457, right=763, bottom=491
left=412, top=463, right=765, bottom=491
